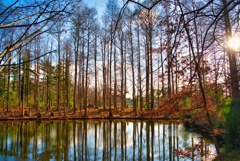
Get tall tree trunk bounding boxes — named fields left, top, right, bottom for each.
left=108, top=23, right=113, bottom=117
left=84, top=31, right=90, bottom=117
left=21, top=70, right=24, bottom=117
left=81, top=31, right=85, bottom=115
left=124, top=40, right=127, bottom=110
left=145, top=32, right=150, bottom=110
left=120, top=31, right=124, bottom=115
left=34, top=38, right=40, bottom=110
left=102, top=39, right=107, bottom=110
left=149, top=21, right=154, bottom=110
left=166, top=3, right=172, bottom=98
left=6, top=52, right=11, bottom=112
left=18, top=48, right=21, bottom=110
left=189, top=46, right=193, bottom=96
left=24, top=50, right=30, bottom=108
left=157, top=51, right=160, bottom=107
left=94, top=32, right=98, bottom=108
left=160, top=31, right=165, bottom=98
left=73, top=37, right=79, bottom=114
left=22, top=50, right=30, bottom=114
left=63, top=42, right=71, bottom=117
left=222, top=0, right=240, bottom=100
left=175, top=55, right=178, bottom=94
left=114, top=37, right=117, bottom=110
left=129, top=22, right=136, bottom=115
left=57, top=33, right=61, bottom=110
left=167, top=53, right=172, bottom=98
left=46, top=66, right=49, bottom=111
left=137, top=25, right=143, bottom=111
left=65, top=56, right=70, bottom=117
left=78, top=61, right=82, bottom=114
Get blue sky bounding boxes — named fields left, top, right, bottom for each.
left=83, top=0, right=107, bottom=16
left=2, top=0, right=108, bottom=17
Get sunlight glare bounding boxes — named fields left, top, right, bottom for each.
left=228, top=36, right=240, bottom=51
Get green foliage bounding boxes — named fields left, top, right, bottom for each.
left=222, top=150, right=240, bottom=161
left=9, top=90, right=18, bottom=107
left=0, top=77, right=6, bottom=97
left=38, top=97, right=45, bottom=109
left=181, top=96, right=191, bottom=109
left=69, top=100, right=73, bottom=108
left=224, top=98, right=240, bottom=150
left=219, top=97, right=231, bottom=118
left=205, top=83, right=225, bottom=110
left=190, top=108, right=201, bottom=115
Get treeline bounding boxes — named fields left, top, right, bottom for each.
left=0, top=0, right=239, bottom=117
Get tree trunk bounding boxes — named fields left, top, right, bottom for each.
left=64, top=42, right=71, bottom=117
left=222, top=0, right=240, bottom=100
left=6, top=52, right=11, bottom=112
left=149, top=20, right=154, bottom=110
left=84, top=31, right=90, bottom=117
left=73, top=35, right=79, bottom=114
left=114, top=37, right=117, bottom=110
left=102, top=38, right=107, bottom=110
left=18, top=48, right=21, bottom=110
left=108, top=23, right=113, bottom=117
left=57, top=33, right=61, bottom=110
left=124, top=40, right=127, bottom=110
left=34, top=38, right=40, bottom=110
left=129, top=22, right=136, bottom=116
left=120, top=32, right=124, bottom=115
left=160, top=31, right=165, bottom=98
left=145, top=32, right=150, bottom=110
left=81, top=31, right=85, bottom=115
left=94, top=32, right=98, bottom=108
left=137, top=25, right=143, bottom=111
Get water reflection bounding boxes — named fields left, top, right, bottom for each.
left=0, top=120, right=215, bottom=161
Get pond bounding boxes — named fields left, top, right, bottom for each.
left=0, top=120, right=216, bottom=161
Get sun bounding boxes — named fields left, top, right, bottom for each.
left=228, top=36, right=240, bottom=51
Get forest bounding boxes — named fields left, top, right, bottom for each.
left=0, top=0, right=240, bottom=160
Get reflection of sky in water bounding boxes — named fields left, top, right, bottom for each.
left=0, top=120, right=216, bottom=161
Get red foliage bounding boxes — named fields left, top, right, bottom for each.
left=141, top=87, right=219, bottom=121
left=174, top=141, right=213, bottom=159
left=141, top=92, right=189, bottom=118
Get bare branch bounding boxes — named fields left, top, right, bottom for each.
left=127, top=0, right=162, bottom=11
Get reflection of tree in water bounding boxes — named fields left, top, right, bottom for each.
left=0, top=120, right=215, bottom=160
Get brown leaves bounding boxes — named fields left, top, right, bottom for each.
left=174, top=141, right=215, bottom=159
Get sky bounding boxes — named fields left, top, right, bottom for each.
left=83, top=0, right=108, bottom=17
left=2, top=0, right=109, bottom=17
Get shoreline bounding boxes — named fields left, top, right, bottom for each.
left=0, top=116, right=178, bottom=121
left=0, top=107, right=179, bottom=121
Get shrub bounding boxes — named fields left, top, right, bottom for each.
left=224, top=98, right=240, bottom=150
left=181, top=96, right=191, bottom=109
left=219, top=97, right=231, bottom=118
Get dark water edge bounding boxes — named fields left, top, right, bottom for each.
left=0, top=119, right=216, bottom=161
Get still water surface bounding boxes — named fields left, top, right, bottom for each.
left=0, top=120, right=215, bottom=161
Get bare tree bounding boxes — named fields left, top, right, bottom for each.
left=94, top=26, right=99, bottom=109
left=101, top=26, right=107, bottom=110
left=126, top=11, right=136, bottom=115
left=136, top=21, right=143, bottom=111
left=0, top=0, right=78, bottom=72
left=71, top=5, right=83, bottom=114
left=103, top=0, right=120, bottom=117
